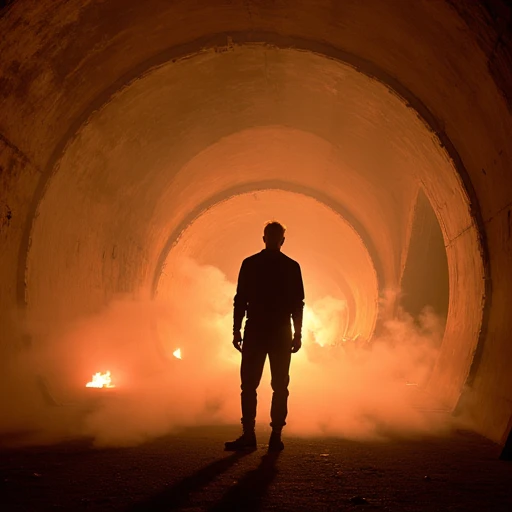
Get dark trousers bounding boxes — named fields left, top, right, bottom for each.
left=240, top=328, right=292, bottom=430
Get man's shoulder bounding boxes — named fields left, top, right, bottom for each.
left=241, top=252, right=262, bottom=267
left=242, top=250, right=301, bottom=267
left=279, top=252, right=301, bottom=268
left=243, top=252, right=261, bottom=263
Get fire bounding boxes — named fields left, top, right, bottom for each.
left=86, top=371, right=115, bottom=388
left=173, top=348, right=182, bottom=359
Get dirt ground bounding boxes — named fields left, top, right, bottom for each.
left=1, top=426, right=512, bottom=511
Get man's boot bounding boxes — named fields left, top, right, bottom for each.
left=268, top=429, right=284, bottom=452
left=224, top=428, right=257, bottom=451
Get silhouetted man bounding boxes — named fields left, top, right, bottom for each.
left=225, top=221, right=304, bottom=452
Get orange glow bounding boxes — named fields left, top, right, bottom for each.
left=303, top=305, right=330, bottom=347
left=57, top=257, right=445, bottom=447
left=85, top=371, right=115, bottom=388
left=159, top=190, right=379, bottom=343
left=302, top=298, right=350, bottom=347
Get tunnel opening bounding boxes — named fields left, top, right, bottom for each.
left=400, top=189, right=450, bottom=324
left=155, top=189, right=380, bottom=359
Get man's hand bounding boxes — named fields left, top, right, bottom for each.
left=233, top=331, right=243, bottom=352
left=291, top=333, right=302, bottom=353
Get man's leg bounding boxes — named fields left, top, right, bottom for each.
left=225, top=335, right=267, bottom=450
left=268, top=341, right=292, bottom=435
left=240, top=337, right=267, bottom=431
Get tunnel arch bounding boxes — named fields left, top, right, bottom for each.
left=150, top=179, right=386, bottom=297
left=16, top=33, right=487, bottom=313
left=23, top=45, right=482, bottom=417
left=1, top=1, right=510, bottom=444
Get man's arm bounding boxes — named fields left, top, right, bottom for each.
left=233, top=260, right=249, bottom=349
left=291, top=262, right=305, bottom=352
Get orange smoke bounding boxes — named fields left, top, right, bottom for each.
left=5, top=257, right=448, bottom=447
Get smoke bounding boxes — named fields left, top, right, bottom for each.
left=289, top=304, right=446, bottom=439
left=0, top=258, right=452, bottom=447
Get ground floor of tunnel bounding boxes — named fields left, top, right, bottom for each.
left=1, top=425, right=511, bottom=511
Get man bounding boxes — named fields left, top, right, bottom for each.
left=225, top=221, right=305, bottom=452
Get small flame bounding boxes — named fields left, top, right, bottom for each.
left=173, top=348, right=182, bottom=360
left=86, top=371, right=115, bottom=388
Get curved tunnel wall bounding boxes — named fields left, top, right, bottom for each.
left=0, top=1, right=511, bottom=443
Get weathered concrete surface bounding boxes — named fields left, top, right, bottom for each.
left=0, top=0, right=511, bottom=446
left=0, top=136, right=41, bottom=351
left=1, top=426, right=512, bottom=511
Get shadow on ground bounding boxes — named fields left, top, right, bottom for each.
left=2, top=426, right=512, bottom=512
left=130, top=449, right=279, bottom=511
left=208, top=452, right=280, bottom=511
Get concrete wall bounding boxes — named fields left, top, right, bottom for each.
left=0, top=0, right=511, bottom=443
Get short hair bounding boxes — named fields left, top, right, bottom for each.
left=264, top=221, right=286, bottom=241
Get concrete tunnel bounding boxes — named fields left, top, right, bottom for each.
left=0, top=1, right=511, bottom=450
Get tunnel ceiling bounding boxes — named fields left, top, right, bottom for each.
left=1, top=0, right=509, bottom=225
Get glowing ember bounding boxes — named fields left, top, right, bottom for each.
left=86, top=371, right=115, bottom=388
left=173, top=348, right=182, bottom=360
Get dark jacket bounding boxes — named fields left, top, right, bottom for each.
left=233, top=249, right=305, bottom=336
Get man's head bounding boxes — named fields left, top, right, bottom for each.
left=263, top=221, right=286, bottom=250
